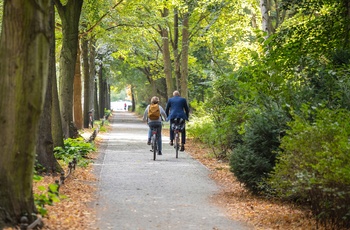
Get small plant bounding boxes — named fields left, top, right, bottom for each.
left=33, top=175, right=62, bottom=217
left=54, top=137, right=95, bottom=167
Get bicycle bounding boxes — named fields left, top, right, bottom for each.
left=88, top=109, right=94, bottom=129
left=171, top=118, right=185, bottom=158
left=149, top=123, right=162, bottom=161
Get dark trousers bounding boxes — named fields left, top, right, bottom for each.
left=170, top=120, right=186, bottom=144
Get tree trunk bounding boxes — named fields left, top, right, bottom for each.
left=82, top=36, right=91, bottom=128
left=131, top=85, right=136, bottom=112
left=161, top=8, right=173, bottom=99
left=260, top=0, right=271, bottom=39
left=36, top=0, right=62, bottom=173
left=173, top=8, right=181, bottom=92
left=73, top=44, right=83, bottom=129
left=180, top=12, right=190, bottom=100
left=89, top=38, right=97, bottom=123
left=98, top=63, right=107, bottom=119
left=94, top=77, right=99, bottom=120
left=0, top=0, right=50, bottom=227
left=55, top=0, right=83, bottom=138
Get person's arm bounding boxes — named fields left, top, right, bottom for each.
left=184, top=99, right=189, bottom=120
left=160, top=106, right=167, bottom=121
left=143, top=105, right=150, bottom=121
left=165, top=100, right=171, bottom=116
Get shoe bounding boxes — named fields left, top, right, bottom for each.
left=180, top=145, right=185, bottom=151
left=158, top=151, right=162, bottom=155
left=169, top=140, right=173, bottom=146
left=147, top=139, right=151, bottom=145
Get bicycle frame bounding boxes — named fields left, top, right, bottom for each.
left=150, top=123, right=161, bottom=160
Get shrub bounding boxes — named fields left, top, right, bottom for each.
left=230, top=106, right=288, bottom=193
left=268, top=108, right=350, bottom=229
left=54, top=137, right=95, bottom=167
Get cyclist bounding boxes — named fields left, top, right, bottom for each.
left=165, top=90, right=189, bottom=151
left=143, top=96, right=167, bottom=155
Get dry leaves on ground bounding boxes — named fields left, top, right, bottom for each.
left=185, top=139, right=322, bottom=230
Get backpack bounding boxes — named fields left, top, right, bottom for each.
left=148, top=104, right=160, bottom=120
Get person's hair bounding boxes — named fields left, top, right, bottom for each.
left=173, top=90, right=180, bottom=96
left=151, top=96, right=159, bottom=104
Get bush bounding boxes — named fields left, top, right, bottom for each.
left=230, top=106, right=288, bottom=193
left=54, top=137, right=95, bottom=167
left=187, top=101, right=246, bottom=159
left=268, top=108, right=350, bottom=229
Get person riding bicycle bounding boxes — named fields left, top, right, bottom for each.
left=143, top=96, right=167, bottom=155
left=165, top=90, right=189, bottom=151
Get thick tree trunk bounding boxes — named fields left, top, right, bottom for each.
left=55, top=0, right=83, bottom=138
left=0, top=0, right=50, bottom=227
left=36, top=0, right=62, bottom=173
left=51, top=17, right=64, bottom=148
left=161, top=8, right=174, bottom=99
left=73, top=45, right=83, bottom=129
left=180, top=12, right=190, bottom=100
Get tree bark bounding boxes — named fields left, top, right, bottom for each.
left=73, top=44, right=83, bottom=129
left=172, top=8, right=181, bottom=92
left=160, top=8, right=174, bottom=99
left=55, top=0, right=83, bottom=138
left=0, top=0, right=50, bottom=227
left=36, top=0, right=62, bottom=173
left=260, top=0, right=271, bottom=39
left=82, top=36, right=91, bottom=128
left=180, top=12, right=190, bottom=100
left=98, top=63, right=106, bottom=119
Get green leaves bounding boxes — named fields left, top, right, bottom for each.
left=269, top=107, right=350, bottom=228
left=54, top=137, right=95, bottom=166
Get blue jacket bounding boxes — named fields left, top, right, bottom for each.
left=165, top=96, right=189, bottom=121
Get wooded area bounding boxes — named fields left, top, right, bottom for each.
left=0, top=0, right=349, bottom=228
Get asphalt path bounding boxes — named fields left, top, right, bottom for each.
left=93, top=111, right=251, bottom=230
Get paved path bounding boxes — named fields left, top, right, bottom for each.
left=93, top=111, right=251, bottom=230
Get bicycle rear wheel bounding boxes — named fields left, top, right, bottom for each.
left=152, top=133, right=157, bottom=160
left=175, top=133, right=179, bottom=158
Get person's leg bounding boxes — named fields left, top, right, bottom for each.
left=158, top=126, right=162, bottom=154
left=147, top=125, right=152, bottom=145
left=180, top=124, right=186, bottom=151
left=181, top=128, right=186, bottom=144
left=169, top=120, right=174, bottom=145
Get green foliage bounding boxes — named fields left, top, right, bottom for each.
left=268, top=107, right=350, bottom=229
left=230, top=106, right=289, bottom=193
left=54, top=138, right=95, bottom=167
left=34, top=181, right=61, bottom=217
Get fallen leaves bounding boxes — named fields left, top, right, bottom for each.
left=185, top=139, right=324, bottom=230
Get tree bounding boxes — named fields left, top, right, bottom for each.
left=36, top=0, right=62, bottom=173
left=0, top=0, right=50, bottom=227
left=55, top=0, right=83, bottom=138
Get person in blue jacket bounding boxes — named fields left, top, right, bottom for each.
left=165, top=90, right=189, bottom=151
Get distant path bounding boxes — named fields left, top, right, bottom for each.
left=93, top=111, right=251, bottom=230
